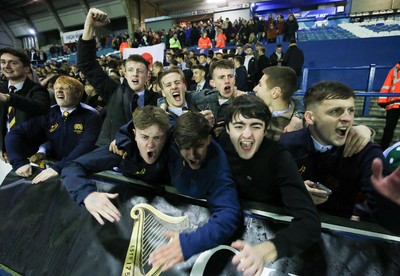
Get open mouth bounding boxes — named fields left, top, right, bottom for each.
left=187, top=158, right=200, bottom=167
left=224, top=86, right=231, bottom=93
left=131, top=79, right=139, bottom=85
left=240, top=141, right=253, bottom=151
left=335, top=127, right=348, bottom=137
left=147, top=151, right=155, bottom=159
left=56, top=94, right=65, bottom=99
left=172, top=92, right=181, bottom=101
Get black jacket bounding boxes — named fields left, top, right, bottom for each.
left=282, top=44, right=304, bottom=76
left=0, top=78, right=50, bottom=152
left=77, top=38, right=160, bottom=146
left=235, top=65, right=248, bottom=91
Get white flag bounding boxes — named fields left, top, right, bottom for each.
left=123, top=43, right=165, bottom=68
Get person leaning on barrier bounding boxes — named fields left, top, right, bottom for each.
left=148, top=112, right=242, bottom=272
left=61, top=105, right=170, bottom=225
left=0, top=47, right=50, bottom=163
left=78, top=8, right=160, bottom=146
left=5, top=76, right=101, bottom=184
left=255, top=66, right=375, bottom=157
left=279, top=81, right=392, bottom=222
left=218, top=95, right=320, bottom=276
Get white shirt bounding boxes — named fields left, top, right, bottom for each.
left=311, top=135, right=333, bottom=153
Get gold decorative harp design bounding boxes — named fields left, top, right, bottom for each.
left=122, top=203, right=189, bottom=276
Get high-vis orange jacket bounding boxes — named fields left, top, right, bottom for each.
left=378, top=63, right=400, bottom=110
left=198, top=36, right=212, bottom=49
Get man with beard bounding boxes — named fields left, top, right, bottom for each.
left=0, top=48, right=50, bottom=163
left=61, top=106, right=171, bottom=225
left=78, top=8, right=160, bottom=146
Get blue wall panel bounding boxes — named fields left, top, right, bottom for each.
left=278, top=36, right=400, bottom=90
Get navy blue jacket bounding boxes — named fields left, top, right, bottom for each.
left=6, top=103, right=101, bottom=174
left=279, top=128, right=387, bottom=218
left=168, top=140, right=242, bottom=260
left=61, top=142, right=170, bottom=205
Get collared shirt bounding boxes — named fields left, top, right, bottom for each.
left=60, top=107, right=77, bottom=117
left=311, top=135, right=333, bottom=153
left=197, top=80, right=206, bottom=91
left=8, top=82, right=24, bottom=92
left=271, top=104, right=291, bottom=118
left=168, top=104, right=189, bottom=116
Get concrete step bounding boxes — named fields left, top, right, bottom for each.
left=354, top=116, right=400, bottom=145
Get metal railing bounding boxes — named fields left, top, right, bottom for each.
left=297, top=64, right=396, bottom=116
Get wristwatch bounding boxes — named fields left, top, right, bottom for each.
left=293, top=111, right=304, bottom=120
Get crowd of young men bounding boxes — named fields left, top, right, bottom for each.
left=1, top=7, right=400, bottom=276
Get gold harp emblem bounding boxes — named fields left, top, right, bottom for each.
left=122, top=203, right=189, bottom=276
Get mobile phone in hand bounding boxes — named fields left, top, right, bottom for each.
left=315, top=182, right=332, bottom=195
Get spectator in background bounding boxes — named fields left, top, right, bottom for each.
left=178, top=27, right=186, bottom=47
left=175, top=52, right=186, bottom=70
left=255, top=47, right=269, bottom=83
left=282, top=40, right=304, bottom=83
left=243, top=44, right=256, bottom=91
left=235, top=43, right=245, bottom=58
left=191, top=23, right=201, bottom=47
left=119, top=38, right=131, bottom=59
left=37, top=49, right=47, bottom=64
left=276, top=14, right=285, bottom=44
left=215, top=29, right=227, bottom=48
left=267, top=24, right=277, bottom=43
left=233, top=56, right=248, bottom=92
left=84, top=82, right=106, bottom=116
left=169, top=33, right=182, bottom=50
left=49, top=44, right=57, bottom=58
left=284, top=13, right=299, bottom=42
left=265, top=13, right=276, bottom=32
left=190, top=64, right=212, bottom=92
left=29, top=48, right=38, bottom=65
left=257, top=16, right=266, bottom=40
left=377, top=62, right=400, bottom=150
left=238, top=20, right=250, bottom=44
left=270, top=44, right=285, bottom=67
left=198, top=31, right=212, bottom=53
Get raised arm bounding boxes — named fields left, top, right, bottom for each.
left=82, top=8, right=111, bottom=41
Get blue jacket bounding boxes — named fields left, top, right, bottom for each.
left=168, top=140, right=242, bottom=260
left=61, top=142, right=170, bottom=205
left=6, top=103, right=101, bottom=174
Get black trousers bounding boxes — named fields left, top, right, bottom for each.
left=380, top=107, right=400, bottom=149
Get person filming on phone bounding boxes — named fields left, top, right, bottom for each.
left=279, top=81, right=390, bottom=222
